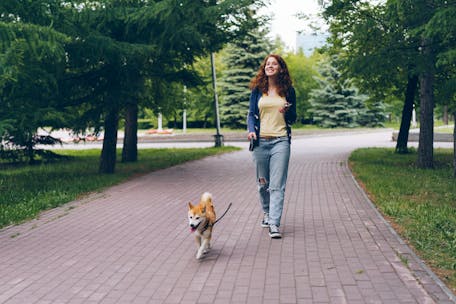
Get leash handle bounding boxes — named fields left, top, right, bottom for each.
left=213, top=202, right=232, bottom=225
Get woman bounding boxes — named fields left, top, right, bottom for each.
left=247, top=54, right=297, bottom=239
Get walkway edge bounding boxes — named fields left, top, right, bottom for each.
left=349, top=170, right=456, bottom=303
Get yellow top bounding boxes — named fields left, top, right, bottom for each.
left=258, top=94, right=287, bottom=137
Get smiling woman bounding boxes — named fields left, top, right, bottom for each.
left=247, top=54, right=297, bottom=239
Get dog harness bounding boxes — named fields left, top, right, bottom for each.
left=200, top=220, right=212, bottom=234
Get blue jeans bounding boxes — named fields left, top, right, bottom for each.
left=252, top=137, right=290, bottom=227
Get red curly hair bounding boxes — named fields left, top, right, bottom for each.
left=249, top=54, right=292, bottom=97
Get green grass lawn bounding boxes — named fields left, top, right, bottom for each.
left=382, top=121, right=454, bottom=131
left=349, top=148, right=456, bottom=293
left=435, top=125, right=455, bottom=134
left=0, top=147, right=239, bottom=229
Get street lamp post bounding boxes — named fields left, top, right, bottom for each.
left=157, top=112, right=163, bottom=131
left=183, top=85, right=187, bottom=134
left=210, top=52, right=223, bottom=147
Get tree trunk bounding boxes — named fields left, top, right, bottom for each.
left=453, top=113, right=456, bottom=178
left=99, top=108, right=119, bottom=174
left=122, top=101, right=138, bottom=163
left=442, top=105, right=448, bottom=125
left=417, top=70, right=434, bottom=169
left=395, top=74, right=418, bottom=154
left=26, top=139, right=35, bottom=164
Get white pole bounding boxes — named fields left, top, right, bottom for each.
left=158, top=113, right=163, bottom=131
left=210, top=52, right=223, bottom=147
left=412, top=104, right=417, bottom=128
left=183, top=109, right=187, bottom=134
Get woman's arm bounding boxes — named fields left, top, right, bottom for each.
left=247, top=88, right=258, bottom=135
left=285, top=87, right=297, bottom=125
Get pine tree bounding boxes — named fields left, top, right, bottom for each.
left=219, top=28, right=271, bottom=128
left=0, top=20, right=68, bottom=163
left=309, top=58, right=369, bottom=128
left=358, top=100, right=387, bottom=128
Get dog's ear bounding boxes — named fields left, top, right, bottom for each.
left=201, top=206, right=206, bottom=214
left=188, top=202, right=193, bottom=209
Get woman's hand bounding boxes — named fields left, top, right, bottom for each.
left=248, top=132, right=257, bottom=140
left=279, top=102, right=292, bottom=113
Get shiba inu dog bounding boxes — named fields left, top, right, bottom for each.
left=188, top=192, right=216, bottom=259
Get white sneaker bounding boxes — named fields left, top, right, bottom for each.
left=261, top=213, right=269, bottom=228
left=269, top=225, right=282, bottom=238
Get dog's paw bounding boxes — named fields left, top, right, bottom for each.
left=196, top=250, right=204, bottom=259
left=203, top=247, right=211, bottom=254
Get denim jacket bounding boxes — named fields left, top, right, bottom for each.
left=247, top=86, right=297, bottom=148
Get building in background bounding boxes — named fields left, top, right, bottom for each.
left=296, top=32, right=328, bottom=56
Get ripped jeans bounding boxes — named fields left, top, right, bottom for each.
left=252, top=137, right=290, bottom=227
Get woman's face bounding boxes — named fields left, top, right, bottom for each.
left=264, top=56, right=280, bottom=77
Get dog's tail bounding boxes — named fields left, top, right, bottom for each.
left=201, top=192, right=214, bottom=215
left=201, top=192, right=212, bottom=204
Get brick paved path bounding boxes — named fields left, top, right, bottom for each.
left=1, top=131, right=454, bottom=304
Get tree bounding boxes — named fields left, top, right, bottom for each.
left=59, top=4, right=153, bottom=173
left=323, top=0, right=456, bottom=169
left=322, top=1, right=418, bottom=152
left=1, top=0, right=266, bottom=171
left=309, top=58, right=370, bottom=128
left=59, top=0, right=265, bottom=172
left=0, top=16, right=68, bottom=162
left=395, top=0, right=455, bottom=169
left=417, top=40, right=435, bottom=169
left=394, top=0, right=437, bottom=169
left=284, top=50, right=322, bottom=124
left=172, top=55, right=219, bottom=129
left=112, top=0, right=265, bottom=168
left=424, top=3, right=456, bottom=174
left=219, top=28, right=271, bottom=128
left=395, top=75, right=419, bottom=153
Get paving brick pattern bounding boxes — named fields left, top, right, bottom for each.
left=1, top=132, right=454, bottom=303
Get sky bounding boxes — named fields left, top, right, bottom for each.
left=259, top=0, right=327, bottom=51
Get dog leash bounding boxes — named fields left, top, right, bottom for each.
left=213, top=202, right=233, bottom=225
